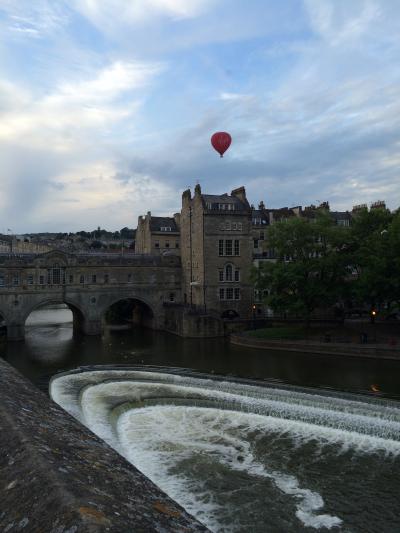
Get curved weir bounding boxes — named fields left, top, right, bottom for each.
left=50, top=368, right=400, bottom=532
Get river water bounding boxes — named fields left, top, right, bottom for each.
left=3, top=308, right=400, bottom=532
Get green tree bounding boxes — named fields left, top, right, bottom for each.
left=254, top=212, right=349, bottom=323
left=348, top=207, right=399, bottom=312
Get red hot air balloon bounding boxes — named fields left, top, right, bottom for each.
left=211, top=132, right=232, bottom=157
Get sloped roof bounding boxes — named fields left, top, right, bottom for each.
left=202, top=194, right=247, bottom=210
left=149, top=217, right=179, bottom=232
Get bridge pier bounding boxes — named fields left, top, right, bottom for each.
left=82, top=318, right=102, bottom=336
left=7, top=323, right=25, bottom=342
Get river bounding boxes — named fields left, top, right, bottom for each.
left=2, top=307, right=400, bottom=532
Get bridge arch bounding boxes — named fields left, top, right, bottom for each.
left=22, top=298, right=87, bottom=334
left=101, top=296, right=155, bottom=329
left=0, top=307, right=8, bottom=336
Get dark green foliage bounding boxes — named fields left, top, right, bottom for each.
left=349, top=208, right=400, bottom=311
left=254, top=207, right=400, bottom=320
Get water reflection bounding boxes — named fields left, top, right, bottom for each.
left=2, top=308, right=400, bottom=398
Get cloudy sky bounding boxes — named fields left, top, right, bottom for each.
left=1, top=0, right=399, bottom=232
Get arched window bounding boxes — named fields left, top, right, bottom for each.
left=225, top=264, right=233, bottom=281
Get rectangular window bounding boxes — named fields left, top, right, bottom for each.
left=155, top=241, right=159, bottom=248
left=238, top=223, right=243, bottom=231
left=80, top=275, right=84, bottom=284
left=128, top=273, right=132, bottom=282
left=260, top=231, right=264, bottom=240
left=69, top=275, right=74, bottom=284
left=104, top=273, right=109, bottom=283
left=226, top=287, right=233, bottom=300
left=219, top=288, right=225, bottom=300
left=92, top=274, right=97, bottom=284
left=234, top=270, right=240, bottom=282
left=175, top=242, right=179, bottom=248
left=219, top=240, right=224, bottom=256
left=27, top=274, right=33, bottom=285
left=169, top=292, right=175, bottom=302
left=254, top=239, right=259, bottom=249
left=13, top=274, right=19, bottom=286
left=219, top=270, right=224, bottom=282
left=225, top=240, right=232, bottom=256
left=0, top=274, right=4, bottom=286
left=47, top=270, right=51, bottom=284
left=234, top=288, right=240, bottom=300
left=39, top=275, right=44, bottom=285
left=232, top=223, right=237, bottom=230
left=225, top=222, right=231, bottom=230
left=165, top=242, right=170, bottom=248
left=234, top=240, right=240, bottom=256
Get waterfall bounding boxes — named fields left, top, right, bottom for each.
left=50, top=368, right=400, bottom=532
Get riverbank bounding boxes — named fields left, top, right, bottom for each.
left=231, top=331, right=400, bottom=360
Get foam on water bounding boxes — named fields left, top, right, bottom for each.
left=50, top=368, right=400, bottom=531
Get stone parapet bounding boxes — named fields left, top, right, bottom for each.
left=0, top=358, right=208, bottom=532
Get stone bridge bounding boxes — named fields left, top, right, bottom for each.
left=0, top=250, right=182, bottom=340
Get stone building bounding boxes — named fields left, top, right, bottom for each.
left=135, top=212, right=180, bottom=255
left=180, top=184, right=253, bottom=318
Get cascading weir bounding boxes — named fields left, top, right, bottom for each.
left=50, top=367, right=400, bottom=532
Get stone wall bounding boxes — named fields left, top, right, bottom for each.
left=164, top=305, right=224, bottom=338
left=0, top=358, right=208, bottom=532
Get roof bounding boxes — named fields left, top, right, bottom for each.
left=149, top=217, right=179, bottom=232
left=202, top=194, right=247, bottom=210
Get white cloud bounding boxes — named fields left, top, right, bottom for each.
left=0, top=60, right=163, bottom=149
left=29, top=161, right=180, bottom=230
left=0, top=0, right=67, bottom=38
left=71, top=0, right=215, bottom=31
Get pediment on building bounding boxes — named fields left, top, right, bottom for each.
left=36, top=249, right=70, bottom=267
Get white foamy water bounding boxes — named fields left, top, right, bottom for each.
left=50, top=369, right=400, bottom=532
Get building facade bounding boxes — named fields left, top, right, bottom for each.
left=136, top=212, right=180, bottom=255
left=180, top=184, right=253, bottom=318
